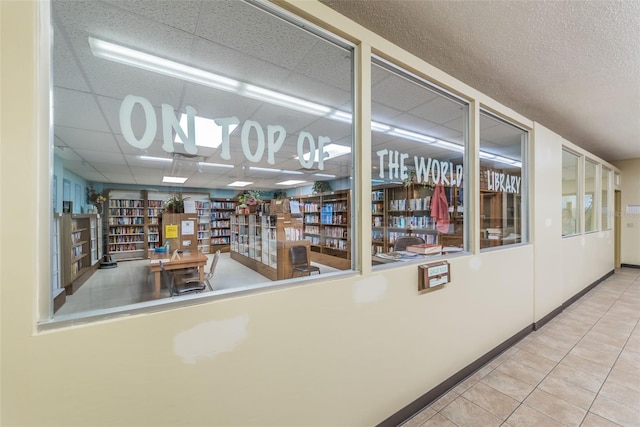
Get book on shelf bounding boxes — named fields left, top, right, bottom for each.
left=406, top=243, right=443, bottom=255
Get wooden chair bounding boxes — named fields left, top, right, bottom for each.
left=289, top=245, right=320, bottom=278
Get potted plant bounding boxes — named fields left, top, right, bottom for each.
left=164, top=194, right=186, bottom=213
left=237, top=190, right=262, bottom=213
left=312, top=181, right=332, bottom=194
left=86, top=185, right=107, bottom=214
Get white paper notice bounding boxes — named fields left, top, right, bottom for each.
left=182, top=220, right=195, bottom=235
left=183, top=200, right=196, bottom=213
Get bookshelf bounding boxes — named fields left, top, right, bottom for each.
left=210, top=199, right=236, bottom=253
left=195, top=200, right=212, bottom=254
left=230, top=213, right=307, bottom=280
left=61, top=214, right=97, bottom=294
left=146, top=193, right=164, bottom=253
left=294, top=189, right=351, bottom=270
left=107, top=190, right=145, bottom=260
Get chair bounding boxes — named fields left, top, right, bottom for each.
left=159, top=262, right=207, bottom=296
left=289, top=245, right=320, bottom=278
left=173, top=250, right=220, bottom=291
left=394, top=236, right=425, bottom=251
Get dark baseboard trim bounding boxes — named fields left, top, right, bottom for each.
left=621, top=263, right=640, bottom=269
left=377, top=324, right=533, bottom=427
left=533, top=306, right=563, bottom=331
left=562, top=270, right=614, bottom=309
left=381, top=269, right=615, bottom=427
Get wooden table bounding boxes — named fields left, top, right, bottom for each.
left=149, top=250, right=207, bottom=298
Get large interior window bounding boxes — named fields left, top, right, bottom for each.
left=370, top=58, right=468, bottom=265
left=584, top=159, right=598, bottom=233
left=562, top=149, right=581, bottom=236
left=50, top=0, right=354, bottom=320
left=479, top=112, right=527, bottom=249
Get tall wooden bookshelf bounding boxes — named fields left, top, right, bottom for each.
left=107, top=191, right=146, bottom=260
left=210, top=199, right=236, bottom=253
left=294, top=190, right=351, bottom=270
left=195, top=200, right=212, bottom=253
left=61, top=213, right=98, bottom=294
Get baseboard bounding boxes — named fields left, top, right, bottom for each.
left=377, top=324, right=533, bottom=427
left=562, top=269, right=614, bottom=309
left=381, top=269, right=615, bottom=427
left=621, top=263, right=640, bottom=269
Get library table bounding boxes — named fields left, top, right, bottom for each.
left=148, top=250, right=207, bottom=298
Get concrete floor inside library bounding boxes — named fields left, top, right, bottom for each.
left=56, top=252, right=340, bottom=316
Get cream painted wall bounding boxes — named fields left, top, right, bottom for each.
left=0, top=1, right=621, bottom=426
left=613, top=158, right=640, bottom=266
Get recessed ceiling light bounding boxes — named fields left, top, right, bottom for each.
left=198, top=162, right=234, bottom=169
left=276, top=180, right=306, bottom=186
left=162, top=176, right=187, bottom=184
left=227, top=181, right=253, bottom=187
left=138, top=155, right=172, bottom=162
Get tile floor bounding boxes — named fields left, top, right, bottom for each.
left=402, top=267, right=640, bottom=427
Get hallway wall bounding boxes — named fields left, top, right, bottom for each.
left=613, top=158, right=640, bottom=266
left=0, top=1, right=621, bottom=425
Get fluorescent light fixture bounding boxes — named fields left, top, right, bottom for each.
left=243, top=84, right=331, bottom=116
left=88, top=38, right=239, bottom=92
left=276, top=180, right=306, bottom=186
left=513, top=162, right=522, bottom=168
left=479, top=151, right=496, bottom=160
left=328, top=110, right=353, bottom=123
left=227, top=181, right=253, bottom=187
left=137, top=155, right=172, bottom=162
left=198, top=162, right=234, bottom=169
left=371, top=121, right=391, bottom=132
left=314, top=173, right=336, bottom=178
left=281, top=170, right=304, bottom=175
left=249, top=166, right=280, bottom=173
left=388, top=128, right=435, bottom=144
left=494, top=156, right=517, bottom=165
left=434, top=140, right=464, bottom=152
left=162, top=176, right=187, bottom=184
left=299, top=143, right=351, bottom=162
left=174, top=114, right=238, bottom=148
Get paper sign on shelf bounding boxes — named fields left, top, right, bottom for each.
left=181, top=220, right=195, bottom=235
left=165, top=224, right=178, bottom=239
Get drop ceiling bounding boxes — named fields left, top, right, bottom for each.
left=321, top=0, right=640, bottom=163
left=52, top=0, right=624, bottom=194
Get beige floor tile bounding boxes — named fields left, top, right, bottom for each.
left=461, top=381, right=520, bottom=421
left=569, top=344, right=619, bottom=368
left=505, top=404, right=565, bottom=427
left=428, top=390, right=459, bottom=412
left=619, top=347, right=640, bottom=364
left=534, top=332, right=577, bottom=352
left=560, top=353, right=611, bottom=380
left=607, top=363, right=640, bottom=393
left=481, top=369, right=536, bottom=402
left=600, top=379, right=640, bottom=409
left=537, top=374, right=597, bottom=410
left=439, top=396, right=502, bottom=427
left=402, top=407, right=437, bottom=427
left=495, top=359, right=547, bottom=387
left=612, top=356, right=640, bottom=377
left=523, top=389, right=586, bottom=426
left=511, top=347, right=560, bottom=371
left=547, top=364, right=603, bottom=393
left=580, top=412, right=625, bottom=427
left=590, top=394, right=640, bottom=427
left=578, top=335, right=626, bottom=355
left=584, top=329, right=631, bottom=350
left=420, top=412, right=458, bottom=427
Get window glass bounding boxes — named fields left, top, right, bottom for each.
left=602, top=167, right=611, bottom=230
left=584, top=159, right=597, bottom=232
left=479, top=112, right=527, bottom=249
left=562, top=149, right=580, bottom=236
left=370, top=58, right=468, bottom=265
left=50, top=0, right=353, bottom=320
